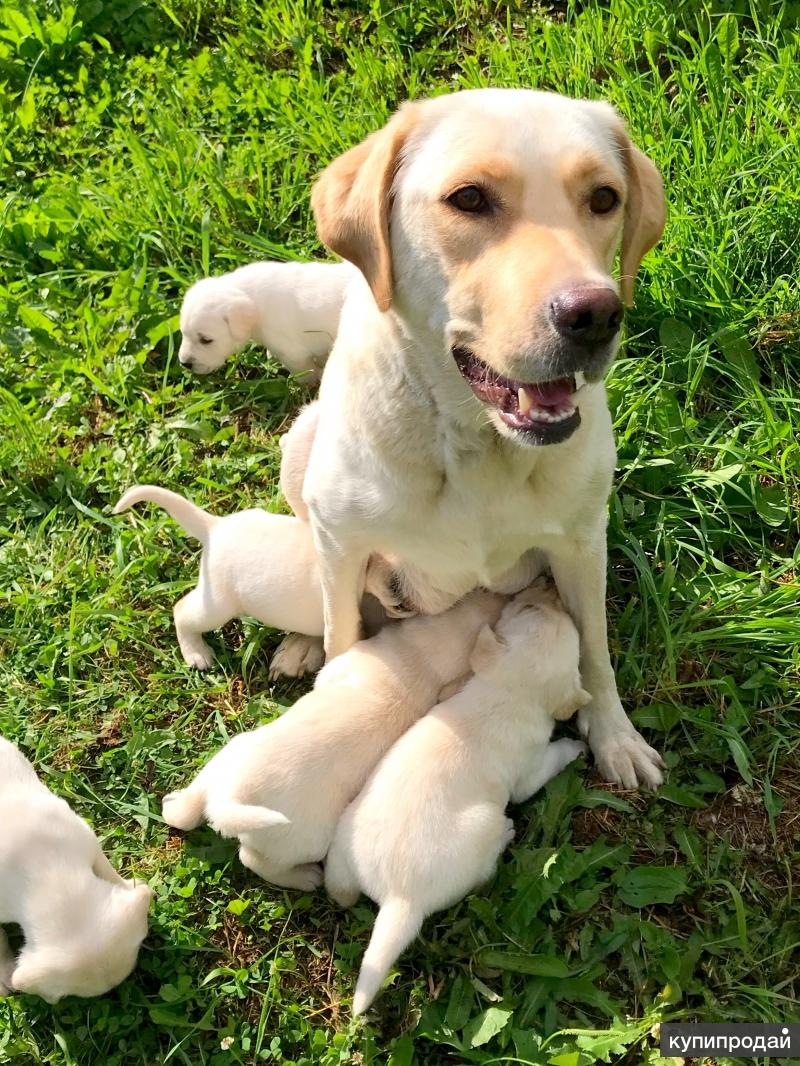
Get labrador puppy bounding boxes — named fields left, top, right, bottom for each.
left=0, top=738, right=152, bottom=1004
left=299, top=88, right=666, bottom=788
left=178, top=259, right=356, bottom=377
left=325, top=581, right=588, bottom=1014
left=161, top=590, right=504, bottom=891
left=114, top=485, right=406, bottom=678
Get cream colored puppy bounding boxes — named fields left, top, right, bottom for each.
left=0, top=739, right=152, bottom=1004
left=161, top=590, right=503, bottom=892
left=301, top=88, right=667, bottom=788
left=325, top=581, right=589, bottom=1014
left=114, top=485, right=404, bottom=678
left=178, top=260, right=356, bottom=377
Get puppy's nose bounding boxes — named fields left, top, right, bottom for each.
left=549, top=286, right=623, bottom=346
left=179, top=354, right=195, bottom=368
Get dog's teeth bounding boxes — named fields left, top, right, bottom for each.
left=518, top=387, right=533, bottom=415
left=575, top=371, right=586, bottom=389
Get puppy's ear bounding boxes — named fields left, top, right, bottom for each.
left=223, top=289, right=258, bottom=346
left=553, top=685, right=592, bottom=721
left=469, top=624, right=506, bottom=673
left=311, top=103, right=422, bottom=312
left=11, top=957, right=63, bottom=1003
left=615, top=127, right=666, bottom=306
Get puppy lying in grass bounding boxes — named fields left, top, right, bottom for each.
left=178, top=260, right=356, bottom=377
left=161, top=591, right=503, bottom=891
left=0, top=738, right=152, bottom=1004
left=114, top=485, right=405, bottom=678
left=325, top=580, right=589, bottom=1014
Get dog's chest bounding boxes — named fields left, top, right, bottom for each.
left=392, top=446, right=575, bottom=587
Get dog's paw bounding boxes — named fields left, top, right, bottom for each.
left=328, top=884, right=360, bottom=908
left=581, top=708, right=664, bottom=790
left=268, top=634, right=324, bottom=680
left=180, top=639, right=215, bottom=670
left=295, top=862, right=324, bottom=892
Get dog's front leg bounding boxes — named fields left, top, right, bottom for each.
left=310, top=521, right=368, bottom=660
left=547, top=531, right=665, bottom=790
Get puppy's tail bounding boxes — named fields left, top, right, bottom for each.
left=352, top=898, right=421, bottom=1015
left=207, top=801, right=290, bottom=838
left=162, top=786, right=207, bottom=831
left=114, top=485, right=217, bottom=542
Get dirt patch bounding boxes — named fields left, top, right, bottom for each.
left=209, top=911, right=265, bottom=971
left=571, top=779, right=648, bottom=850
left=692, top=772, right=800, bottom=892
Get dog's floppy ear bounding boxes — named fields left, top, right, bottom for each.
left=469, top=624, right=506, bottom=673
left=311, top=103, right=421, bottom=312
left=223, top=287, right=258, bottom=346
left=616, top=129, right=666, bottom=306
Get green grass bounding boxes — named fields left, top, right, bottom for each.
left=1, top=0, right=799, bottom=1063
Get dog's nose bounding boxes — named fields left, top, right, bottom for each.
left=179, top=354, right=195, bottom=368
left=549, top=286, right=623, bottom=346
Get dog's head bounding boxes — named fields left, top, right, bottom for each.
left=470, top=579, right=590, bottom=719
left=11, top=881, right=152, bottom=1003
left=178, top=277, right=257, bottom=373
left=312, top=89, right=665, bottom=447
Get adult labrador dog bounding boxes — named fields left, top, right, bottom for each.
left=299, top=88, right=666, bottom=788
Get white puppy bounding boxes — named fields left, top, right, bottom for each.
left=161, top=591, right=503, bottom=892
left=114, top=485, right=404, bottom=678
left=325, top=581, right=589, bottom=1015
left=0, top=738, right=152, bottom=1004
left=178, top=260, right=356, bottom=376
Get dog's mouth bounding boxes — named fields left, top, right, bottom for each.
left=452, top=347, right=581, bottom=445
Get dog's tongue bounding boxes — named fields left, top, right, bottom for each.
left=528, top=377, right=574, bottom=408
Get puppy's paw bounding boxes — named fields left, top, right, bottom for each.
left=364, top=557, right=416, bottom=619
left=563, top=739, right=589, bottom=761
left=268, top=633, right=324, bottom=680
left=292, top=862, right=324, bottom=892
left=180, top=640, right=215, bottom=671
left=329, top=886, right=360, bottom=908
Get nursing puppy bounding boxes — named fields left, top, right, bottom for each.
left=161, top=590, right=503, bottom=891
left=325, top=581, right=588, bottom=1015
left=0, top=739, right=152, bottom=1004
left=301, top=88, right=666, bottom=788
left=114, top=485, right=404, bottom=678
left=178, top=260, right=356, bottom=377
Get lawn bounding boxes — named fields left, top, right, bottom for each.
left=1, top=0, right=799, bottom=1063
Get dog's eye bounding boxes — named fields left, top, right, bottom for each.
left=589, top=186, right=619, bottom=215
left=198, top=335, right=213, bottom=345
left=447, top=185, right=490, bottom=215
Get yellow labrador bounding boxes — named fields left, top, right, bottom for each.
left=299, top=88, right=666, bottom=788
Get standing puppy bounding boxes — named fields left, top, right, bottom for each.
left=114, top=485, right=407, bottom=677
left=161, top=591, right=504, bottom=891
left=178, top=260, right=356, bottom=377
left=0, top=739, right=151, bottom=1003
left=301, top=88, right=666, bottom=788
left=325, top=582, right=588, bottom=1015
